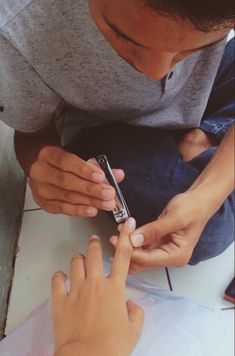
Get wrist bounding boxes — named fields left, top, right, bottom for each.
left=187, top=182, right=229, bottom=217
left=15, top=139, right=60, bottom=176
left=188, top=125, right=234, bottom=214
left=188, top=125, right=234, bottom=211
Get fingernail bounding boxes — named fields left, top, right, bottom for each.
left=88, top=158, right=97, bottom=164
left=86, top=207, right=97, bottom=216
left=102, top=189, right=115, bottom=199
left=125, top=217, right=136, bottom=230
left=131, top=233, right=144, bottom=247
left=117, top=224, right=123, bottom=232
left=90, top=234, right=99, bottom=240
left=53, top=271, right=68, bottom=279
left=91, top=172, right=104, bottom=182
left=109, top=236, right=118, bottom=245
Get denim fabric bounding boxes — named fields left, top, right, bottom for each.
left=200, top=38, right=235, bottom=141
left=66, top=39, right=234, bottom=265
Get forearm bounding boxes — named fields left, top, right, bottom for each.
left=189, top=124, right=234, bottom=213
left=14, top=121, right=61, bottom=176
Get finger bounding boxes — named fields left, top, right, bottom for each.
left=126, top=300, right=144, bottom=334
left=117, top=224, right=124, bottom=232
left=109, top=235, right=118, bottom=246
left=130, top=236, right=186, bottom=268
left=70, top=254, right=86, bottom=295
left=42, top=200, right=98, bottom=217
left=129, top=261, right=157, bottom=274
left=88, top=158, right=125, bottom=184
left=36, top=183, right=116, bottom=211
left=129, top=260, right=144, bottom=274
left=39, top=147, right=105, bottom=183
left=85, top=235, right=104, bottom=278
left=128, top=262, right=142, bottom=275
left=131, top=247, right=170, bottom=268
left=32, top=162, right=116, bottom=201
left=110, top=218, right=136, bottom=283
left=130, top=213, right=185, bottom=247
left=112, top=169, right=125, bottom=183
left=51, top=272, right=67, bottom=299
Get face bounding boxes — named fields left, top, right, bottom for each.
left=88, top=0, right=229, bottom=80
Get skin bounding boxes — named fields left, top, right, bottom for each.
left=15, top=121, right=125, bottom=217
left=14, top=1, right=234, bottom=269
left=111, top=126, right=235, bottom=271
left=52, top=218, right=144, bottom=356
left=88, top=0, right=229, bottom=80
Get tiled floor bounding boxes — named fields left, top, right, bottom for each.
left=5, top=184, right=235, bottom=355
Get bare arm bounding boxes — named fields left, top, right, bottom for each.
left=188, top=124, right=234, bottom=213
left=14, top=119, right=61, bottom=176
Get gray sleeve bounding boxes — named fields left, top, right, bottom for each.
left=0, top=33, right=62, bottom=132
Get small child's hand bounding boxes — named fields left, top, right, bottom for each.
left=52, top=217, right=144, bottom=356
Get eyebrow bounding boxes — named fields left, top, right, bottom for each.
left=104, top=17, right=148, bottom=48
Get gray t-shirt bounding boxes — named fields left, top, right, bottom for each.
left=0, top=0, right=227, bottom=145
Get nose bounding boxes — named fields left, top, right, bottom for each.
left=137, top=51, right=176, bottom=80
left=120, top=48, right=176, bottom=80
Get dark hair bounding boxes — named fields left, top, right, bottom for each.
left=143, top=0, right=235, bottom=31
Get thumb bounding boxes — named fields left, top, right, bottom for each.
left=126, top=299, right=144, bottom=332
left=130, top=213, right=183, bottom=247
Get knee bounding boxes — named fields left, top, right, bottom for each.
left=178, top=128, right=218, bottom=162
left=188, top=241, right=233, bottom=265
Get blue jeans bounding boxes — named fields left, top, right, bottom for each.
left=66, top=38, right=235, bottom=265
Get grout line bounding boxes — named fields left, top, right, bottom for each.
left=24, top=208, right=42, bottom=212
left=3, top=195, right=25, bottom=338
left=165, top=268, right=173, bottom=291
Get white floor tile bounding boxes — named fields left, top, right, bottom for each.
left=6, top=210, right=168, bottom=334
left=168, top=243, right=234, bottom=309
left=132, top=268, right=169, bottom=290
left=24, top=182, right=40, bottom=211
left=215, top=311, right=234, bottom=356
left=168, top=244, right=235, bottom=356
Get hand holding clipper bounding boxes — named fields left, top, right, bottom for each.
left=90, top=155, right=130, bottom=224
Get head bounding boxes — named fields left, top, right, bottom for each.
left=88, top=0, right=234, bottom=79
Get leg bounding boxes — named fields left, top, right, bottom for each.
left=200, top=37, right=235, bottom=142
left=178, top=38, right=235, bottom=162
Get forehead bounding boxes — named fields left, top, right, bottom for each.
left=99, top=0, right=228, bottom=52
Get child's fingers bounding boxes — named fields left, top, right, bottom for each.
left=110, top=218, right=136, bottom=284
left=109, top=235, right=118, bottom=246
left=51, top=271, right=68, bottom=299
left=70, top=254, right=86, bottom=295
left=85, top=235, right=104, bottom=278
left=126, top=300, right=144, bottom=335
left=117, top=224, right=123, bottom=232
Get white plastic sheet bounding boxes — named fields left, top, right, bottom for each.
left=0, top=269, right=227, bottom=356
